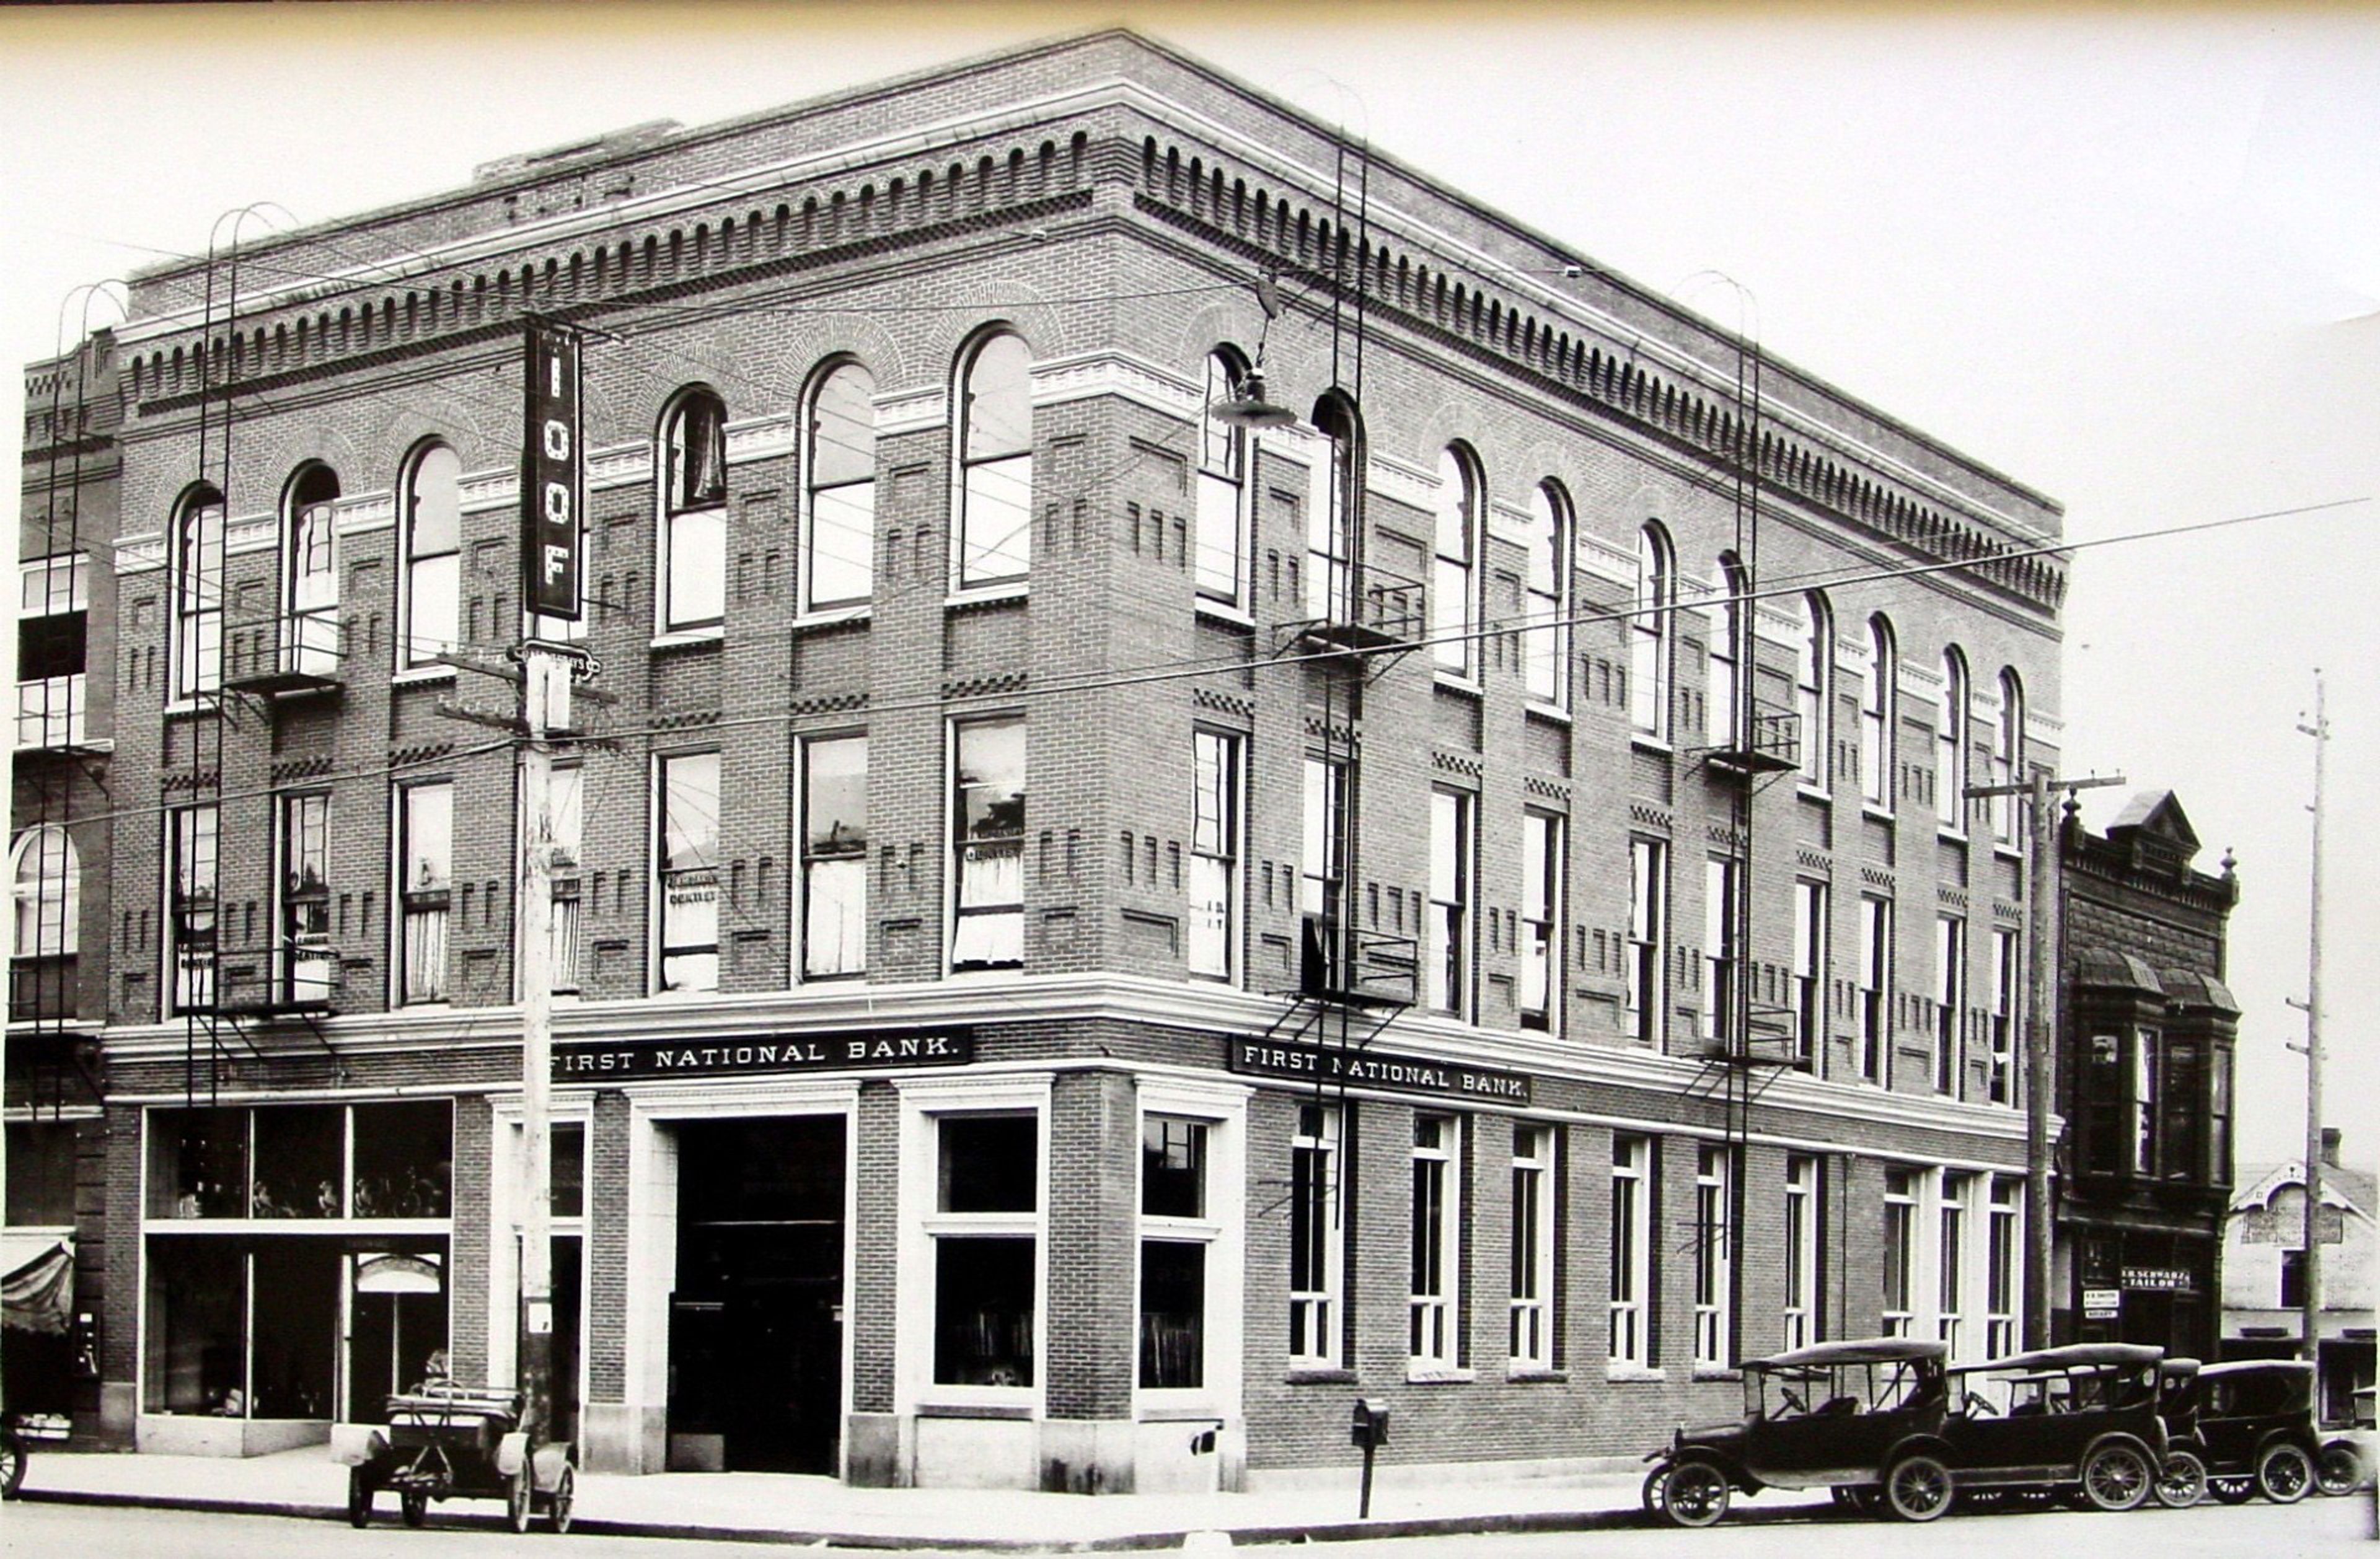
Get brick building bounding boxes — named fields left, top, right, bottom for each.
left=2054, top=789, right=2240, bottom=1359
left=11, top=31, right=2071, bottom=1491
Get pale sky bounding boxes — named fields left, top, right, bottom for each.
left=4, top=1, right=2372, bottom=1167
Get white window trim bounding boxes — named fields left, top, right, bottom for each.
left=1691, top=1144, right=1733, bottom=1372
left=1408, top=1112, right=1465, bottom=1378
left=792, top=731, right=868, bottom=988
left=1134, top=1078, right=1248, bottom=1418
left=945, top=713, right=1026, bottom=978
left=1287, top=1101, right=1346, bottom=1372
left=1783, top=1154, right=1818, bottom=1353
left=1608, top=1135, right=1652, bottom=1372
left=1509, top=1125, right=1557, bottom=1374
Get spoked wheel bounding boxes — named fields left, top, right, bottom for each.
left=2317, top=1442, right=2371, bottom=1496
left=2208, top=1475, right=2256, bottom=1505
left=2257, top=1441, right=2314, bottom=1504
left=507, top=1469, right=534, bottom=1534
left=346, top=1469, right=374, bottom=1529
left=2154, top=1449, right=2207, bottom=1509
left=2080, top=1442, right=2154, bottom=1512
left=1661, top=1460, right=1732, bottom=1527
left=1884, top=1454, right=1954, bottom=1522
left=1641, top=1465, right=1670, bottom=1520
left=0, top=1429, right=24, bottom=1502
left=547, top=1465, right=575, bottom=1535
left=400, top=1489, right=429, bottom=1529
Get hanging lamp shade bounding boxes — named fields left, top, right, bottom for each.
left=1209, top=368, right=1297, bottom=430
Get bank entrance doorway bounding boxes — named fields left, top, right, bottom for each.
left=667, top=1116, right=845, bottom=1474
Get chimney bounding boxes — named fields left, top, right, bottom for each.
left=2320, top=1126, right=2342, bottom=1168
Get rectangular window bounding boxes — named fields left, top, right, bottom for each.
left=1427, top=790, right=1473, bottom=1017
left=1703, top=856, right=1740, bottom=1045
left=1409, top=1113, right=1461, bottom=1368
left=799, top=735, right=867, bottom=980
left=1510, top=1125, right=1556, bottom=1368
left=1792, top=879, right=1828, bottom=1067
left=2280, top=1247, right=2306, bottom=1310
left=1882, top=1167, right=1916, bottom=1335
left=1985, top=1177, right=2019, bottom=1356
left=544, top=764, right=584, bottom=994
left=1627, top=838, right=1667, bottom=1045
left=169, top=805, right=219, bottom=1013
left=932, top=1113, right=1038, bottom=1387
left=1783, top=1154, right=1818, bottom=1351
left=1858, top=895, right=1892, bottom=1084
left=951, top=718, right=1025, bottom=971
left=1289, top=1103, right=1344, bottom=1366
left=1140, top=1115, right=1213, bottom=1390
left=1989, top=928, right=2019, bottom=1105
left=1187, top=731, right=1240, bottom=980
left=1936, top=915, right=1965, bottom=1095
left=656, top=752, right=721, bottom=992
left=1609, top=1135, right=1651, bottom=1366
left=2209, top=1055, right=2231, bottom=1188
left=17, top=554, right=89, bottom=748
left=1693, top=1143, right=1732, bottom=1368
left=2131, top=1029, right=2159, bottom=1177
left=397, top=783, right=452, bottom=1005
left=2084, top=1031, right=2123, bottom=1176
left=2163, top=1035, right=2205, bottom=1183
left=1518, top=812, right=1561, bottom=1032
left=277, top=793, right=332, bottom=1005
left=1939, top=1172, right=1972, bottom=1358
left=1300, top=755, right=1347, bottom=922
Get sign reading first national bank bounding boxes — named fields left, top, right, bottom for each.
left=1229, top=1038, right=1531, bottom=1105
left=554, top=1030, right=972, bottom=1082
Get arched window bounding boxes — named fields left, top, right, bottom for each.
left=1194, top=346, right=1250, bottom=605
left=400, top=444, right=460, bottom=667
left=1708, top=553, right=1748, bottom=747
left=803, top=361, right=876, bottom=611
left=9, top=825, right=78, bottom=960
left=172, top=486, right=224, bottom=696
left=1993, top=669, right=2025, bottom=844
left=283, top=464, right=340, bottom=678
left=1431, top=444, right=1482, bottom=676
left=1861, top=614, right=1896, bottom=808
left=955, top=330, right=1033, bottom=587
left=1307, top=393, right=1362, bottom=621
left=1937, top=646, right=1970, bottom=831
left=1523, top=481, right=1571, bottom=707
left=1796, top=592, right=1832, bottom=788
left=1631, top=524, right=1673, bottom=740
left=659, top=389, right=728, bottom=629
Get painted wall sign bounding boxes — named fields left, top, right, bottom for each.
left=1228, top=1037, right=1532, bottom=1105
left=521, top=318, right=584, bottom=620
left=553, top=1029, right=972, bottom=1081
left=2120, top=1265, right=2195, bottom=1292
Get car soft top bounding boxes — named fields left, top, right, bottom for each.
left=1747, top=1336, right=1949, bottom=1371
left=1950, top=1342, right=2164, bottom=1374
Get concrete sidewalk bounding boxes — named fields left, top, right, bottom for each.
left=11, top=1446, right=1831, bottom=1548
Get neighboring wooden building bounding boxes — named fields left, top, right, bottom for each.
left=2224, top=1130, right=2377, bottom=1426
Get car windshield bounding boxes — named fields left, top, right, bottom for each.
left=1750, top=1357, right=1937, bottom=1420
left=1970, top=1363, right=2156, bottom=1416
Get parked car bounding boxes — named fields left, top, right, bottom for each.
left=1641, top=1337, right=1950, bottom=1527
left=2151, top=1357, right=2208, bottom=1508
left=1928, top=1343, right=2169, bottom=1517
left=2319, top=1386, right=2375, bottom=1496
left=2191, top=1359, right=2322, bottom=1504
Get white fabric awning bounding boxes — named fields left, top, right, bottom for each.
left=2, top=1229, right=74, bottom=1334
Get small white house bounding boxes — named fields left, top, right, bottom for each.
left=2223, top=1128, right=2376, bottom=1425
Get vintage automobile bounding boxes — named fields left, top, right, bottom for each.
left=2187, top=1359, right=2322, bottom=1504
left=330, top=1384, right=575, bottom=1532
left=2150, top=1357, right=2209, bottom=1508
left=1641, top=1337, right=1950, bottom=1527
left=1928, top=1343, right=2169, bottom=1517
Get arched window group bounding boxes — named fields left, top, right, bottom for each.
left=9, top=825, right=78, bottom=960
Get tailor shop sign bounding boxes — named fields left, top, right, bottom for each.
left=1230, top=1037, right=1532, bottom=1105
left=555, top=1029, right=972, bottom=1081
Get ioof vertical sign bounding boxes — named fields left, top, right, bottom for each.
left=522, top=320, right=583, bottom=620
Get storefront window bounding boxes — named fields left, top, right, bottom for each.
left=144, top=1237, right=244, bottom=1413
left=149, top=1107, right=248, bottom=1219
left=351, top=1101, right=452, bottom=1219
left=932, top=1114, right=1036, bottom=1388
left=1140, top=1116, right=1213, bottom=1390
left=250, top=1241, right=339, bottom=1417
left=250, top=1105, right=342, bottom=1218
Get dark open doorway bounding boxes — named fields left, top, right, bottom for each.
left=668, top=1115, right=845, bottom=1474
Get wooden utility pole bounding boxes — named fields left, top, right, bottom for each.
left=1968, top=766, right=2124, bottom=1348
left=2295, top=674, right=2330, bottom=1369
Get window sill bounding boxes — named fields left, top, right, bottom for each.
left=1693, top=1366, right=1742, bottom=1383
left=1432, top=672, right=1483, bottom=698
left=650, top=626, right=723, bottom=651
left=1605, top=1365, right=1665, bottom=1384
left=1993, top=841, right=2024, bottom=861
left=946, top=581, right=1028, bottom=610
left=1505, top=1366, right=1568, bottom=1384
left=1194, top=599, right=1254, bottom=630
left=389, top=666, right=457, bottom=688
left=1523, top=701, right=1572, bottom=726
left=1861, top=803, right=1895, bottom=824
left=1631, top=735, right=1673, bottom=756
left=1937, top=827, right=1969, bottom=846
left=792, top=604, right=871, bottom=631
left=1797, top=784, right=1831, bottom=805
left=1285, top=1366, right=1356, bottom=1385
left=1405, top=1365, right=1476, bottom=1385
left=915, top=1400, right=1034, bottom=1421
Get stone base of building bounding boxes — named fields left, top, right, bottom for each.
left=138, top=1413, right=327, bottom=1457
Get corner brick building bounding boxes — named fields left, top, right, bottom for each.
left=11, top=31, right=2073, bottom=1493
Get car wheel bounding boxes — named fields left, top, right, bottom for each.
left=0, top=1429, right=24, bottom=1502
left=2153, top=1449, right=2206, bottom=1509
left=1641, top=1465, right=1670, bottom=1519
left=2207, top=1475, right=2255, bottom=1505
left=1661, top=1460, right=1732, bottom=1527
left=400, top=1490, right=429, bottom=1529
left=508, top=1469, right=534, bottom=1533
left=2257, top=1441, right=2314, bottom=1504
left=2317, top=1442, right=2369, bottom=1497
left=2080, top=1441, right=2154, bottom=1512
left=548, top=1465, right=575, bottom=1534
left=346, top=1469, right=373, bottom=1529
left=1885, top=1453, right=1954, bottom=1522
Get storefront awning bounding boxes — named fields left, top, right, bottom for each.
left=2, top=1230, right=75, bottom=1335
